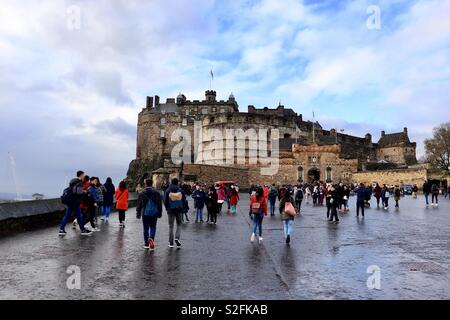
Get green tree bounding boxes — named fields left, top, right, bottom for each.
left=424, top=122, right=450, bottom=171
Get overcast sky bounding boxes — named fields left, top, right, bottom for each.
left=1, top=0, right=449, bottom=197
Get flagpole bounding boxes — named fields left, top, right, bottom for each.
left=312, top=109, right=315, bottom=145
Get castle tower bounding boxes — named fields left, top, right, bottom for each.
left=205, top=90, right=216, bottom=102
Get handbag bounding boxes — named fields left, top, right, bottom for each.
left=284, top=202, right=296, bottom=217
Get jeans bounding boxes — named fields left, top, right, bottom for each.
left=102, top=205, right=111, bottom=218
left=432, top=194, right=438, bottom=204
left=326, top=205, right=331, bottom=219
left=252, top=213, right=264, bottom=236
left=168, top=211, right=182, bottom=244
left=329, top=207, right=339, bottom=221
left=283, top=219, right=293, bottom=237
left=85, top=205, right=96, bottom=228
left=195, top=207, right=204, bottom=222
left=60, top=206, right=85, bottom=231
left=356, top=201, right=365, bottom=216
left=142, top=215, right=158, bottom=245
left=424, top=193, right=429, bottom=205
left=295, top=200, right=302, bottom=213
left=269, top=199, right=276, bottom=216
left=383, top=198, right=389, bottom=208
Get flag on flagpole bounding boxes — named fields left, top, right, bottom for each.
left=210, top=70, right=214, bottom=80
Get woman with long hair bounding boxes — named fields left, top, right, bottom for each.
left=115, top=180, right=129, bottom=228
left=249, top=187, right=267, bottom=243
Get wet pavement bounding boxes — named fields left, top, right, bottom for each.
left=0, top=193, right=449, bottom=300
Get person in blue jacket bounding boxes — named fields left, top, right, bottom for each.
left=85, top=177, right=101, bottom=231
left=164, top=178, right=188, bottom=248
left=356, top=183, right=367, bottom=218
left=192, top=184, right=207, bottom=223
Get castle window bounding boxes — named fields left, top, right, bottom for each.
left=160, top=118, right=166, bottom=125
left=220, top=108, right=225, bottom=113
left=202, top=108, right=208, bottom=115
left=326, top=167, right=332, bottom=182
left=284, top=133, right=291, bottom=139
left=210, top=117, right=215, bottom=124
left=297, top=167, right=303, bottom=182
left=185, top=110, right=189, bottom=116
left=212, top=107, right=216, bottom=112
left=160, top=129, right=165, bottom=138
left=182, top=118, right=187, bottom=126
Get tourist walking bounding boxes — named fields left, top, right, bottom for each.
left=356, top=183, right=366, bottom=218
left=101, top=177, right=115, bottom=222
left=59, top=170, right=92, bottom=236
left=342, top=185, right=350, bottom=212
left=268, top=184, right=278, bottom=216
left=279, top=191, right=296, bottom=244
left=217, top=185, right=227, bottom=213
left=115, top=181, right=129, bottom=228
left=328, top=185, right=340, bottom=224
left=325, top=184, right=332, bottom=220
left=294, top=186, right=303, bottom=214
left=206, top=186, right=219, bottom=224
left=423, top=180, right=430, bottom=206
left=412, top=184, right=419, bottom=199
left=381, top=184, right=390, bottom=210
left=192, top=184, right=207, bottom=223
left=230, top=186, right=240, bottom=214
left=136, top=179, right=163, bottom=250
left=164, top=178, right=187, bottom=248
left=84, top=177, right=101, bottom=232
left=431, top=183, right=439, bottom=207
left=249, top=187, right=268, bottom=243
left=373, top=183, right=382, bottom=208
left=394, top=185, right=401, bottom=208
left=95, top=178, right=106, bottom=222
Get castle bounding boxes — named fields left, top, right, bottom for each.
left=127, top=90, right=417, bottom=188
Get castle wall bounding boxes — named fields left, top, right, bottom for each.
left=352, top=168, right=428, bottom=186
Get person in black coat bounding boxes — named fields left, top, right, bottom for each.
left=102, top=177, right=115, bottom=221
left=206, top=187, right=219, bottom=224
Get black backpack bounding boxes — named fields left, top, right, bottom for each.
left=61, top=187, right=77, bottom=206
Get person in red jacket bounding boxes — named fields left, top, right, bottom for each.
left=230, top=186, right=240, bottom=214
left=115, top=181, right=129, bottom=228
left=249, top=187, right=267, bottom=243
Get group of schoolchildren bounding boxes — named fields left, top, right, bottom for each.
left=59, top=171, right=129, bottom=236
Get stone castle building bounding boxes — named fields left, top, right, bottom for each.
left=127, top=90, right=417, bottom=188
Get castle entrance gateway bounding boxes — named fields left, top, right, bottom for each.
left=308, top=167, right=320, bottom=183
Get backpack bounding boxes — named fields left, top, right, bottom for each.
left=295, top=190, right=304, bottom=201
left=269, top=188, right=277, bottom=199
left=143, top=193, right=158, bottom=217
left=168, top=191, right=184, bottom=209
left=251, top=200, right=263, bottom=214
left=61, top=187, right=76, bottom=206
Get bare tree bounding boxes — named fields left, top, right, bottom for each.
left=424, top=122, right=450, bottom=171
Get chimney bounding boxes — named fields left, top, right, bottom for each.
left=404, top=127, right=408, bottom=134
left=365, top=133, right=372, bottom=142
left=381, top=130, right=385, bottom=137
left=155, top=95, right=160, bottom=106
left=146, top=96, right=153, bottom=109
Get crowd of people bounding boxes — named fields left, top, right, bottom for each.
left=59, top=170, right=447, bottom=251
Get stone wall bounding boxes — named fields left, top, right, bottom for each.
left=352, top=168, right=428, bottom=187
left=0, top=194, right=138, bottom=237
left=183, top=164, right=249, bottom=186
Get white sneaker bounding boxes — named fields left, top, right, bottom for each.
left=93, top=227, right=101, bottom=232
left=259, top=236, right=263, bottom=243
left=72, top=220, right=78, bottom=229
left=100, top=217, right=105, bottom=221
left=250, top=233, right=255, bottom=243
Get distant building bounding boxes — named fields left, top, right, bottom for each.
left=32, top=193, right=44, bottom=200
